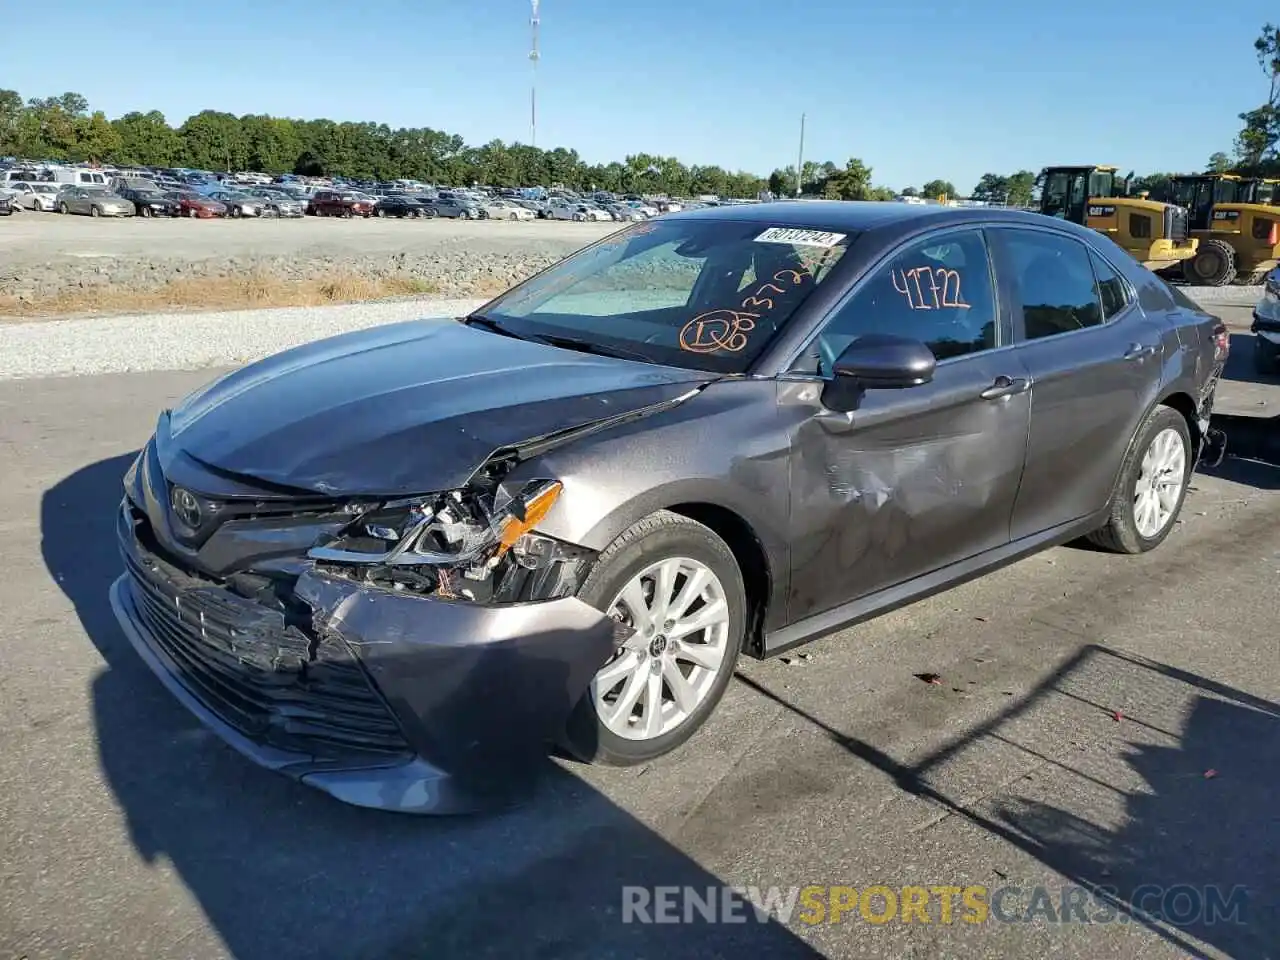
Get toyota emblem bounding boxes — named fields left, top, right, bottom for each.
left=170, top=486, right=202, bottom=529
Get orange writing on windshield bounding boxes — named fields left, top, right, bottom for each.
left=680, top=310, right=757, bottom=353
left=891, top=266, right=970, bottom=310
left=678, top=266, right=812, bottom=353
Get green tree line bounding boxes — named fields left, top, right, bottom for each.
left=0, top=88, right=955, bottom=201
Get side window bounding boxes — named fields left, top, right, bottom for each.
left=79, top=172, right=92, bottom=183
left=808, top=229, right=997, bottom=375
left=999, top=230, right=1103, bottom=340
left=1090, top=250, right=1131, bottom=320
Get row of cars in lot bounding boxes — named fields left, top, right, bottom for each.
left=0, top=165, right=692, bottom=223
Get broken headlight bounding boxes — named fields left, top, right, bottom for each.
left=308, top=480, right=595, bottom=604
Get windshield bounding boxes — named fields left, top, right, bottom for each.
left=476, top=218, right=853, bottom=373
left=32, top=184, right=56, bottom=193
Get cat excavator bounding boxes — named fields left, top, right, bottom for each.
left=1039, top=165, right=1198, bottom=272
left=1165, top=173, right=1280, bottom=285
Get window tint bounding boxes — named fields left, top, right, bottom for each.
left=1000, top=230, right=1102, bottom=340
left=1090, top=251, right=1130, bottom=320
left=808, top=229, right=997, bottom=374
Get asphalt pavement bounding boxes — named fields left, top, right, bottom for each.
left=0, top=316, right=1276, bottom=960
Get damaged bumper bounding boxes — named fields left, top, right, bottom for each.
left=111, top=503, right=619, bottom=813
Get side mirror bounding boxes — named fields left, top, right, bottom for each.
left=822, top=334, right=936, bottom=412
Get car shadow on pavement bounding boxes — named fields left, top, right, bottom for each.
left=1224, top=333, right=1279, bottom=386
left=42, top=453, right=823, bottom=960
left=738, top=645, right=1278, bottom=959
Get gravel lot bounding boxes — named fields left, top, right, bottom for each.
left=0, top=285, right=1264, bottom=381
left=0, top=214, right=618, bottom=307
left=0, top=212, right=1264, bottom=315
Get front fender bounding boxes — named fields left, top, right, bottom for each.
left=500, top=378, right=793, bottom=628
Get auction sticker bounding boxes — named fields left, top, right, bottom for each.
left=754, top=227, right=847, bottom=247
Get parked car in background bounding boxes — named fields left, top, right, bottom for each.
left=166, top=191, right=228, bottom=219
left=1251, top=267, right=1280, bottom=374
left=5, top=181, right=60, bottom=211
left=549, top=200, right=613, bottom=222
left=374, top=195, right=434, bottom=218
left=421, top=195, right=481, bottom=219
left=249, top=191, right=306, bottom=217
left=206, top=190, right=268, bottom=218
left=0, top=193, right=14, bottom=216
left=606, top=203, right=646, bottom=222
left=309, top=191, right=376, bottom=218
left=57, top=186, right=134, bottom=217
left=479, top=198, right=536, bottom=220
left=118, top=184, right=182, bottom=217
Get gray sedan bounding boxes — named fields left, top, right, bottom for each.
left=57, top=186, right=135, bottom=217
left=109, top=202, right=1227, bottom=814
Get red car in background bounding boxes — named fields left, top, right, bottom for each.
left=309, top=190, right=375, bottom=218
left=167, top=191, right=228, bottom=219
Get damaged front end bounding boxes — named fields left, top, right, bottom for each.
left=111, top=435, right=622, bottom=814
left=308, top=467, right=595, bottom=605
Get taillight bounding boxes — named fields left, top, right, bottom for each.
left=1269, top=222, right=1277, bottom=246
left=1213, top=323, right=1230, bottom=360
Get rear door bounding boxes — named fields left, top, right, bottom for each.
left=989, top=226, right=1168, bottom=540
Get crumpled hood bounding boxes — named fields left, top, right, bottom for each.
left=164, top=318, right=713, bottom=496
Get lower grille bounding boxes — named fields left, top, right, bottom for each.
left=120, top=515, right=410, bottom=762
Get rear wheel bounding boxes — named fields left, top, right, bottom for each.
left=230, top=206, right=242, bottom=218
left=90, top=205, right=101, bottom=218
left=1087, top=406, right=1192, bottom=554
left=560, top=510, right=745, bottom=766
left=1186, top=238, right=1237, bottom=286
left=58, top=202, right=69, bottom=215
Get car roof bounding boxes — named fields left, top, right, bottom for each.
left=661, top=200, right=1060, bottom=234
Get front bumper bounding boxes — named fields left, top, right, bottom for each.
left=1253, top=303, right=1280, bottom=349
left=111, top=503, right=618, bottom=813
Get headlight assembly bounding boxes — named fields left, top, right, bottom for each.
left=308, top=480, right=595, bottom=604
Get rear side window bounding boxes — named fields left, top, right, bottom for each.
left=1089, top=251, right=1131, bottom=320
left=998, top=229, right=1102, bottom=340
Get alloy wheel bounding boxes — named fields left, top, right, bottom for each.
left=1132, top=427, right=1186, bottom=538
left=591, top=557, right=731, bottom=740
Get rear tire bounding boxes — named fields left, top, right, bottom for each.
left=1086, top=405, right=1192, bottom=554
left=560, top=510, right=745, bottom=766
left=90, top=205, right=101, bottom=217
left=59, top=202, right=69, bottom=214
left=1186, top=238, right=1237, bottom=286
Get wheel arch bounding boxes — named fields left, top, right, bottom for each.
left=665, top=501, right=773, bottom=659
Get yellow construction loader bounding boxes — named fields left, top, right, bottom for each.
left=1039, top=165, right=1199, bottom=271
left=1166, top=173, right=1280, bottom=285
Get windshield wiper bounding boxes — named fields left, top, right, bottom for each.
left=462, top=314, right=529, bottom=341
left=526, top=333, right=652, bottom=363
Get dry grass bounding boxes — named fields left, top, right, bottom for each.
left=0, top=270, right=498, bottom=321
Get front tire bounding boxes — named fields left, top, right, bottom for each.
left=1186, top=238, right=1237, bottom=286
left=1087, top=405, right=1192, bottom=554
left=90, top=205, right=101, bottom=217
left=561, top=510, right=745, bottom=766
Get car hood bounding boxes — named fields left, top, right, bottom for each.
left=163, top=319, right=715, bottom=497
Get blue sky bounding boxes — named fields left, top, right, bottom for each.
left=6, top=0, right=1276, bottom=192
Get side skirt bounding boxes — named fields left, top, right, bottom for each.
left=760, top=510, right=1109, bottom=658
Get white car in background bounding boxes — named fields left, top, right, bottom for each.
left=549, top=200, right=612, bottom=222
left=4, top=181, right=60, bottom=210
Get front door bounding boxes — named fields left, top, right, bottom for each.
left=783, top=227, right=1031, bottom=622
left=988, top=225, right=1169, bottom=540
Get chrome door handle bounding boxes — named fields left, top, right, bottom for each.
left=980, top=375, right=1029, bottom=400
left=1123, top=343, right=1157, bottom=361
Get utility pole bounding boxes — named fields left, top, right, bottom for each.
left=529, top=0, right=541, bottom=148
left=795, top=113, right=805, bottom=198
